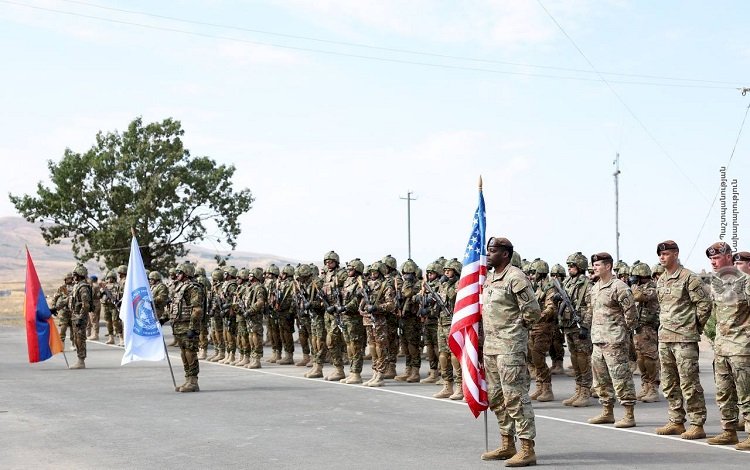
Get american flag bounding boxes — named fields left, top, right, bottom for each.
left=448, top=186, right=488, bottom=418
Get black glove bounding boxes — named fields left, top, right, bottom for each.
left=303, top=302, right=311, bottom=310
left=367, top=304, right=376, bottom=313
left=186, top=329, right=198, bottom=339
left=49, top=307, right=58, bottom=317
left=578, top=327, right=589, bottom=340
left=336, top=306, right=346, bottom=314
left=326, top=305, right=336, bottom=314
left=552, top=293, right=562, bottom=302
left=159, top=318, right=168, bottom=326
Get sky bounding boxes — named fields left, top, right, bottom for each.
left=1, top=0, right=749, bottom=272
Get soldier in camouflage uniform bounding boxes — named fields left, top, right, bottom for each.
left=559, top=252, right=594, bottom=407
left=99, top=270, right=121, bottom=345
left=321, top=251, right=348, bottom=381
left=195, top=267, right=212, bottom=360
left=243, top=268, right=267, bottom=369
left=654, top=240, right=711, bottom=439
left=734, top=251, right=750, bottom=275
left=418, top=262, right=443, bottom=384
left=338, top=259, right=366, bottom=384
left=115, top=265, right=127, bottom=346
left=298, top=264, right=327, bottom=378
left=264, top=264, right=282, bottom=363
left=528, top=259, right=556, bottom=402
left=548, top=264, right=566, bottom=375
left=275, top=264, right=297, bottom=365
left=586, top=252, right=638, bottom=428
left=704, top=242, right=750, bottom=450
left=394, top=259, right=423, bottom=383
left=67, top=264, right=93, bottom=369
left=219, top=266, right=239, bottom=365
left=293, top=264, right=314, bottom=367
left=169, top=263, right=205, bottom=392
left=433, top=258, right=463, bottom=400
left=361, top=262, right=397, bottom=387
left=232, top=268, right=251, bottom=366
left=206, top=268, right=226, bottom=362
left=52, top=273, right=73, bottom=349
left=87, top=275, right=101, bottom=341
left=630, top=262, right=661, bottom=403
left=381, top=254, right=401, bottom=379
left=149, top=270, right=170, bottom=330
left=480, top=237, right=540, bottom=466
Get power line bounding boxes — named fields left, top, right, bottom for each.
left=0, top=0, right=739, bottom=90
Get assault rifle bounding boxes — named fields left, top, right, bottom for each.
left=101, top=287, right=121, bottom=308
left=317, top=290, right=344, bottom=332
left=422, top=281, right=452, bottom=317
left=551, top=278, right=582, bottom=329
left=293, top=280, right=312, bottom=318
left=357, top=277, right=376, bottom=324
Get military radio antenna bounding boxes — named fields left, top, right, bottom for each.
left=614, top=153, right=621, bottom=261
left=399, top=191, right=417, bottom=259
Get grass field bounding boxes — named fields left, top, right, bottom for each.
left=0, top=281, right=57, bottom=327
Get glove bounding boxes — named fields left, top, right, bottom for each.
left=336, top=306, right=346, bottom=314
left=578, top=327, right=589, bottom=340
left=303, top=302, right=311, bottom=310
left=367, top=304, right=376, bottom=313
left=326, top=305, right=336, bottom=314
left=186, top=329, right=198, bottom=339
left=49, top=307, right=58, bottom=317
left=159, top=318, right=168, bottom=326
left=552, top=293, right=562, bottom=302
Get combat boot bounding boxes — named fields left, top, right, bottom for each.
left=278, top=352, right=294, bottom=365
left=736, top=435, right=750, bottom=451
left=655, top=421, right=686, bottom=435
left=382, top=363, right=397, bottom=379
left=505, top=438, right=536, bottom=467
left=433, top=381, right=454, bottom=399
left=406, top=367, right=421, bottom=383
left=614, top=405, right=636, bottom=428
left=69, top=358, right=85, bottom=370
left=87, top=330, right=99, bottom=341
left=105, top=335, right=115, bottom=345
left=237, top=354, right=250, bottom=367
left=169, top=337, right=178, bottom=347
left=562, top=385, right=580, bottom=406
left=222, top=352, right=236, bottom=365
left=636, top=383, right=647, bottom=401
left=707, top=429, right=738, bottom=445
left=206, top=349, right=219, bottom=361
left=571, top=387, right=592, bottom=407
left=197, top=348, right=207, bottom=360
left=175, top=376, right=189, bottom=392
left=295, top=354, right=311, bottom=367
left=394, top=366, right=412, bottom=382
left=449, top=384, right=464, bottom=401
left=325, top=366, right=345, bottom=381
left=306, top=363, right=323, bottom=378
left=590, top=387, right=599, bottom=398
left=481, top=434, right=516, bottom=461
left=342, top=372, right=363, bottom=384
left=550, top=360, right=564, bottom=375
left=641, top=383, right=660, bottom=403
left=117, top=335, right=125, bottom=347
left=680, top=425, right=706, bottom=440
left=420, top=369, right=439, bottom=384
left=536, top=383, right=554, bottom=402
left=530, top=382, right=543, bottom=400
left=180, top=376, right=200, bottom=392
left=209, top=350, right=225, bottom=363
left=588, top=404, right=615, bottom=424
left=247, top=356, right=262, bottom=369
left=366, top=372, right=384, bottom=387
left=436, top=377, right=445, bottom=386
left=266, top=350, right=279, bottom=364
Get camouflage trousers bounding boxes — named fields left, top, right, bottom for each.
left=564, top=329, right=593, bottom=388
left=199, top=314, right=209, bottom=351
left=592, top=342, right=636, bottom=406
left=87, top=305, right=100, bottom=337
left=247, top=314, right=264, bottom=358
left=211, top=316, right=225, bottom=353
left=529, top=320, right=555, bottom=384
left=324, top=312, right=345, bottom=368
left=296, top=314, right=312, bottom=356
left=70, top=316, right=87, bottom=359
left=713, top=354, right=750, bottom=431
left=550, top=325, right=565, bottom=362
left=386, top=314, right=399, bottom=365
left=311, top=313, right=328, bottom=365
left=401, top=315, right=422, bottom=369
left=343, top=314, right=365, bottom=374
left=174, top=321, right=199, bottom=378
left=278, top=311, right=295, bottom=354
left=267, top=313, right=281, bottom=353
left=485, top=352, right=536, bottom=440
left=437, top=318, right=461, bottom=382
left=369, top=315, right=389, bottom=373
left=423, top=321, right=438, bottom=371
left=659, top=342, right=706, bottom=426
left=236, top=316, right=249, bottom=355
left=223, top=316, right=237, bottom=354
left=57, top=310, right=72, bottom=343
left=634, top=324, right=660, bottom=386
left=437, top=317, right=452, bottom=354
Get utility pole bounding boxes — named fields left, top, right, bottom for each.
left=399, top=191, right=417, bottom=259
left=613, top=153, right=621, bottom=261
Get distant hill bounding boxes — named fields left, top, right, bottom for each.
left=0, top=216, right=300, bottom=284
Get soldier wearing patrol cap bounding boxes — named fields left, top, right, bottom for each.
left=734, top=251, right=750, bottom=275
left=654, top=240, right=711, bottom=439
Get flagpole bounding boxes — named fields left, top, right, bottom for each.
left=162, top=337, right=177, bottom=390
left=484, top=410, right=488, bottom=451
left=61, top=350, right=70, bottom=368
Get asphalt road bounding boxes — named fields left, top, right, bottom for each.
left=1, top=327, right=748, bottom=469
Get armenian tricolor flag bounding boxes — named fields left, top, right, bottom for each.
left=24, top=248, right=63, bottom=363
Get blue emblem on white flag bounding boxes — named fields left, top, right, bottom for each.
left=131, top=287, right=159, bottom=337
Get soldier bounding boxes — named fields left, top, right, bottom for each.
left=169, top=263, right=205, bottom=392
left=480, top=237, right=541, bottom=466
left=293, top=264, right=314, bottom=367
left=321, top=251, right=348, bottom=381
left=734, top=251, right=750, bottom=275
left=614, top=260, right=630, bottom=283
left=528, top=259, right=556, bottom=402
left=87, top=275, right=101, bottom=341
left=275, top=264, right=297, bottom=365
left=52, top=273, right=73, bottom=349
left=194, top=267, right=211, bottom=360
left=559, top=252, right=594, bottom=407
left=548, top=264, right=567, bottom=375
left=298, top=264, right=327, bottom=378
left=652, top=263, right=665, bottom=282
left=394, top=259, right=423, bottom=383
left=206, top=268, right=226, bottom=363
left=115, top=265, right=127, bottom=346
left=654, top=240, right=711, bottom=439
left=149, top=271, right=170, bottom=327
left=99, top=271, right=121, bottom=345
left=264, top=264, right=282, bottom=363
left=381, top=254, right=401, bottom=379
left=433, top=258, right=463, bottom=400
left=244, top=268, right=268, bottom=369
left=67, top=264, right=93, bottom=369
left=586, top=252, right=638, bottom=428
left=338, top=259, right=366, bottom=384
left=232, top=268, right=251, bottom=366
left=704, top=242, right=750, bottom=450
left=419, top=262, right=442, bottom=384
left=361, top=261, right=397, bottom=387
left=630, top=262, right=661, bottom=403
left=218, top=266, right=239, bottom=365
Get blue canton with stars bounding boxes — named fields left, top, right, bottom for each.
left=463, top=191, right=486, bottom=264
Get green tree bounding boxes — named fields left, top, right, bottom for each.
left=9, top=117, right=254, bottom=272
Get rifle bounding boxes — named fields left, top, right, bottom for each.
left=422, top=280, right=452, bottom=317
left=101, top=286, right=121, bottom=308
left=293, top=280, right=312, bottom=318
left=317, top=289, right=344, bottom=332
left=357, top=277, right=376, bottom=324
left=551, top=278, right=582, bottom=329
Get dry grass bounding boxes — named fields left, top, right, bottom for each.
left=0, top=281, right=57, bottom=328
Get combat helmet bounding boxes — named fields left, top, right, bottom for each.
left=73, top=264, right=88, bottom=278
left=531, top=258, right=549, bottom=275
left=148, top=271, right=162, bottom=281
left=550, top=264, right=566, bottom=277
left=382, top=254, right=397, bottom=271
left=309, top=263, right=320, bottom=277
left=511, top=251, right=522, bottom=268
left=176, top=263, right=194, bottom=277
left=64, top=272, right=73, bottom=281
left=224, top=266, right=238, bottom=278
left=444, top=258, right=462, bottom=275
left=281, top=264, right=295, bottom=277
left=251, top=267, right=264, bottom=281
left=651, top=264, right=665, bottom=276
left=323, top=251, right=340, bottom=264
left=297, top=264, right=312, bottom=278
left=521, top=259, right=531, bottom=274
left=265, top=264, right=280, bottom=276
left=614, top=260, right=629, bottom=275
left=566, top=252, right=588, bottom=271
left=369, top=261, right=385, bottom=276
left=211, top=268, right=223, bottom=282
left=105, top=270, right=116, bottom=281
left=237, top=268, right=250, bottom=280
left=194, top=267, right=206, bottom=277
left=631, top=262, right=651, bottom=278
left=401, top=259, right=418, bottom=274
left=116, top=264, right=127, bottom=275
left=347, top=258, right=365, bottom=274
left=426, top=262, right=441, bottom=274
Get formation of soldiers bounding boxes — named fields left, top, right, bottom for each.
left=49, top=243, right=750, bottom=465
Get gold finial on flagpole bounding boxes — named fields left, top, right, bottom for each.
left=478, top=175, right=483, bottom=191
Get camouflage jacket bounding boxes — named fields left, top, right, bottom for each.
left=341, top=275, right=363, bottom=315
left=709, top=270, right=750, bottom=356
left=561, top=274, right=592, bottom=329
left=151, top=281, right=170, bottom=322
left=170, top=279, right=204, bottom=329
left=535, top=278, right=557, bottom=323
left=68, top=280, right=93, bottom=321
left=481, top=265, right=541, bottom=355
left=589, top=277, right=637, bottom=344
left=101, top=281, right=121, bottom=308
left=631, top=280, right=660, bottom=327
left=437, top=276, right=459, bottom=321
left=361, top=277, right=396, bottom=317
left=243, top=281, right=267, bottom=317
left=656, top=265, right=711, bottom=342
left=52, top=283, right=72, bottom=313
left=220, top=279, right=239, bottom=316
left=399, top=275, right=420, bottom=317
left=274, top=277, right=295, bottom=313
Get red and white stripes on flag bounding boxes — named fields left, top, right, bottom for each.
left=448, top=188, right=488, bottom=418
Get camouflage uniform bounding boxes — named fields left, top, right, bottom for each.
left=382, top=255, right=402, bottom=377
left=321, top=260, right=348, bottom=378
left=234, top=272, right=251, bottom=366
left=361, top=266, right=396, bottom=386
left=196, top=269, right=212, bottom=358
left=150, top=277, right=170, bottom=324
left=100, top=273, right=121, bottom=345
left=420, top=270, right=442, bottom=382
left=482, top=263, right=541, bottom=441
left=293, top=273, right=313, bottom=366
left=264, top=266, right=282, bottom=363
left=395, top=260, right=422, bottom=382
left=709, top=268, right=750, bottom=434
left=656, top=264, right=711, bottom=427
left=243, top=269, right=267, bottom=368
left=340, top=265, right=365, bottom=381
left=219, top=272, right=239, bottom=363
left=529, top=276, right=556, bottom=398
left=561, top=268, right=593, bottom=400
left=68, top=275, right=93, bottom=360
left=436, top=269, right=460, bottom=388
left=631, top=277, right=661, bottom=398
left=87, top=278, right=101, bottom=340
left=52, top=276, right=73, bottom=346
left=274, top=266, right=297, bottom=364
left=169, top=267, right=205, bottom=391
left=206, top=270, right=225, bottom=362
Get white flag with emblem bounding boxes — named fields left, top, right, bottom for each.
left=119, top=236, right=165, bottom=365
